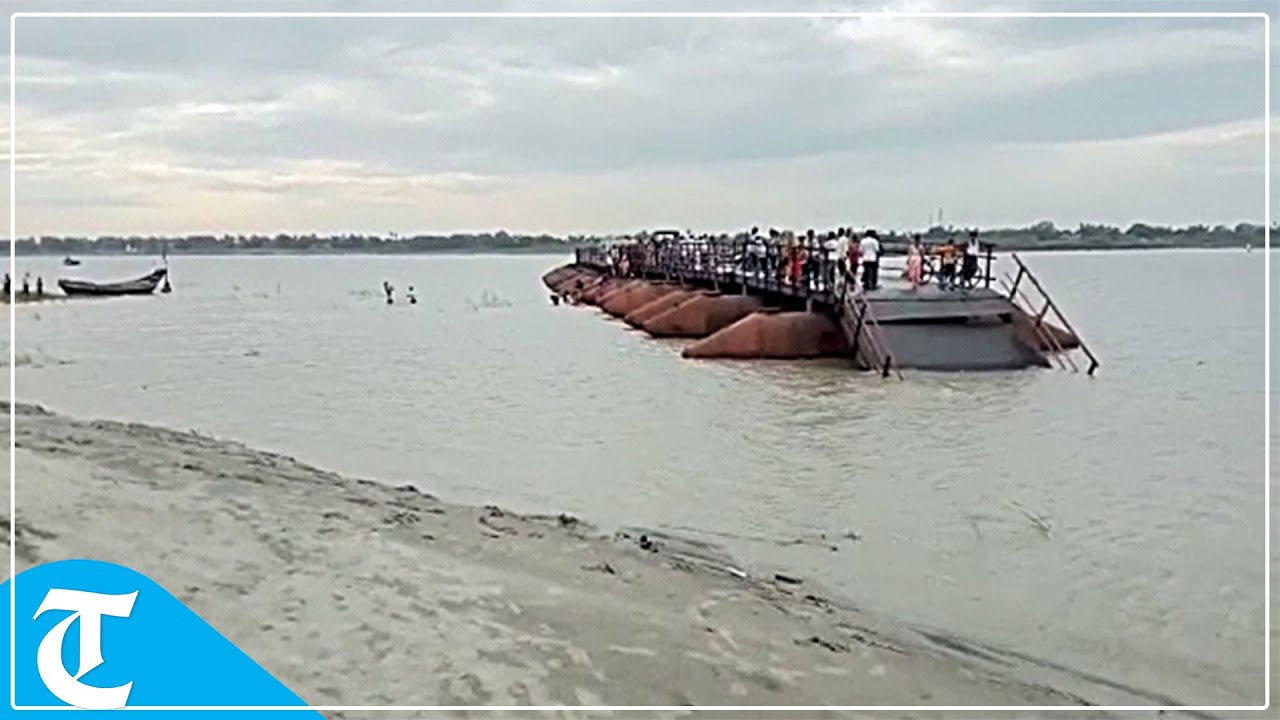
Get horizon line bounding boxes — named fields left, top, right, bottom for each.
left=2, top=220, right=1273, bottom=240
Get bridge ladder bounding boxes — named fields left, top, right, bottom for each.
left=1000, top=275, right=1073, bottom=372
left=840, top=292, right=904, bottom=380
left=1004, top=253, right=1099, bottom=376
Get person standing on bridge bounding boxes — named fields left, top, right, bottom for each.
left=788, top=229, right=808, bottom=285
left=846, top=230, right=861, bottom=293
left=961, top=229, right=981, bottom=289
left=748, top=227, right=766, bottom=279
left=766, top=228, right=780, bottom=281
left=823, top=230, right=844, bottom=294
left=906, top=235, right=924, bottom=290
left=936, top=238, right=958, bottom=290
left=779, top=230, right=795, bottom=286
left=803, top=229, right=820, bottom=290
left=859, top=230, right=881, bottom=291
left=838, top=229, right=853, bottom=292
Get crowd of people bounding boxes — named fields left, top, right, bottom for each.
left=597, top=226, right=990, bottom=295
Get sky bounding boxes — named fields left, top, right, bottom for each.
left=0, top=0, right=1276, bottom=236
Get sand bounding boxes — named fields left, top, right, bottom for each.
left=3, top=403, right=1113, bottom=714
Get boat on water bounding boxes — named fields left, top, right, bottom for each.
left=62, top=256, right=81, bottom=266
left=58, top=267, right=168, bottom=297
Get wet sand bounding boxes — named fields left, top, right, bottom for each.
left=1, top=292, right=70, bottom=305
left=3, top=403, right=1139, bottom=712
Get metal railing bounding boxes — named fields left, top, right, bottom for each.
left=574, top=236, right=997, bottom=303
left=573, top=235, right=1009, bottom=379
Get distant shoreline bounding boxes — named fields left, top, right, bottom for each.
left=7, top=220, right=1266, bottom=261
left=9, top=242, right=1267, bottom=259
left=14, top=246, right=578, bottom=258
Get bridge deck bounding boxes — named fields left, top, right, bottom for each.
left=860, top=287, right=1016, bottom=322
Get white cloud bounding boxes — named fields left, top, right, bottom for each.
left=2, top=116, right=1267, bottom=236
left=0, top=2, right=1271, bottom=235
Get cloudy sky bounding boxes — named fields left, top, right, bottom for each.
left=1, top=0, right=1275, bottom=236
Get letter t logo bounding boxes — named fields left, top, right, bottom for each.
left=33, top=588, right=138, bottom=709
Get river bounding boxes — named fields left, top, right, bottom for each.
left=5, top=248, right=1272, bottom=705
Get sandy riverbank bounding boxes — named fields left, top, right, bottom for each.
left=2, top=403, right=1175, bottom=714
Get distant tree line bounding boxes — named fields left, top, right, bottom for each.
left=2, top=222, right=1271, bottom=256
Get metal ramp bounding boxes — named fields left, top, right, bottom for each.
left=1000, top=253, right=1100, bottom=376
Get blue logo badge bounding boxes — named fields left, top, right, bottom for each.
left=1, top=558, right=324, bottom=716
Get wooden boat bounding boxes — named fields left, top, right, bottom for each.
left=58, top=268, right=167, bottom=297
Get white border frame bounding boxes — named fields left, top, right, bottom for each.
left=7, top=8, right=1272, bottom=713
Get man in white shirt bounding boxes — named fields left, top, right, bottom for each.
left=859, top=231, right=882, bottom=291
left=748, top=226, right=767, bottom=278
left=822, top=231, right=843, bottom=293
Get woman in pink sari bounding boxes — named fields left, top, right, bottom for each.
left=906, top=235, right=924, bottom=290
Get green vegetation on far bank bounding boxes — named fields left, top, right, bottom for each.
left=5, top=221, right=1270, bottom=257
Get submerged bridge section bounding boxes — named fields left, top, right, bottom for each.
left=544, top=236, right=1097, bottom=377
